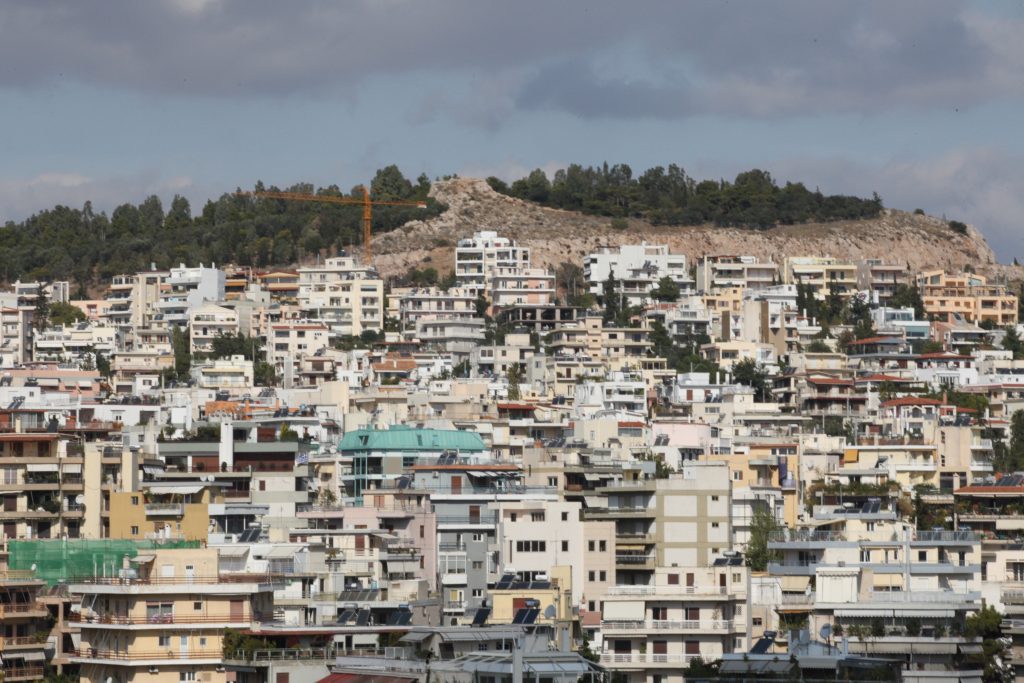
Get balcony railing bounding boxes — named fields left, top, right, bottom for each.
left=70, top=612, right=256, bottom=625
left=607, top=585, right=729, bottom=597
left=69, top=573, right=282, bottom=586
left=601, top=620, right=734, bottom=631
left=0, top=666, right=45, bottom=679
left=144, top=503, right=185, bottom=516
left=69, top=648, right=223, bottom=661
left=0, top=602, right=47, bottom=617
left=599, top=653, right=700, bottom=665
left=616, top=554, right=656, bottom=565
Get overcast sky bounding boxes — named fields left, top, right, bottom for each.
left=2, top=0, right=1023, bottom=259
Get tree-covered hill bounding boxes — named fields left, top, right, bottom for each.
left=487, top=164, right=883, bottom=228
left=0, top=165, right=443, bottom=293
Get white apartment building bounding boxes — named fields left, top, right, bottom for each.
left=189, top=302, right=240, bottom=354
left=297, top=255, right=376, bottom=287
left=300, top=277, right=384, bottom=337
left=0, top=306, right=33, bottom=366
left=32, top=323, right=117, bottom=364
left=399, top=287, right=478, bottom=330
left=194, top=355, right=255, bottom=391
left=585, top=243, right=691, bottom=306
left=267, top=322, right=330, bottom=387
left=695, top=255, right=778, bottom=293
left=153, top=263, right=226, bottom=328
left=574, top=372, right=648, bottom=420
left=455, top=231, right=531, bottom=296
left=782, top=256, right=857, bottom=299
left=488, top=266, right=556, bottom=311
left=600, top=565, right=749, bottom=683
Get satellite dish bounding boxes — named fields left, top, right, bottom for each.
left=820, top=624, right=832, bottom=641
left=75, top=495, right=85, bottom=505
left=543, top=605, right=556, bottom=619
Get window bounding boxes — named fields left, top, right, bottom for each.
left=711, top=495, right=719, bottom=501
left=866, top=522, right=875, bottom=532
left=472, top=561, right=484, bottom=570
left=685, top=641, right=700, bottom=655
left=561, top=541, right=569, bottom=552
left=420, top=525, right=424, bottom=539
left=510, top=513, right=517, bottom=522
left=159, top=636, right=171, bottom=647
left=531, top=512, right=545, bottom=522
left=733, top=573, right=741, bottom=583
left=588, top=540, right=596, bottom=552
left=652, top=607, right=667, bottom=620
left=711, top=522, right=720, bottom=528
left=753, top=617, right=763, bottom=627
left=194, top=602, right=202, bottom=610
left=472, top=589, right=483, bottom=598
left=561, top=510, right=569, bottom=521
left=918, top=550, right=927, bottom=562
left=667, top=573, right=679, bottom=585
left=686, top=607, right=700, bottom=620
left=515, top=541, right=546, bottom=552
left=599, top=571, right=607, bottom=581
left=732, top=471, right=743, bottom=481
left=860, top=549, right=871, bottom=562
left=588, top=600, right=596, bottom=612
left=180, top=674, right=196, bottom=682
left=131, top=496, right=139, bottom=505
left=599, top=540, right=607, bottom=552
left=589, top=571, right=595, bottom=581
left=130, top=526, right=139, bottom=535
left=199, top=637, right=207, bottom=647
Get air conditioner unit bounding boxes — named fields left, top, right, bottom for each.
left=148, top=666, right=159, bottom=674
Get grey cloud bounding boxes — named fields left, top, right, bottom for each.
left=0, top=1, right=1021, bottom=119
left=762, top=149, right=1024, bottom=262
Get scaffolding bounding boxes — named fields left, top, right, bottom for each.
left=7, top=538, right=201, bottom=586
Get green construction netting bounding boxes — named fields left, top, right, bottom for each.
left=7, top=539, right=201, bottom=586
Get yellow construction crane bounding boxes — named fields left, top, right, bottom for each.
left=236, top=187, right=427, bottom=264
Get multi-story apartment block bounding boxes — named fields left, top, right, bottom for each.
left=455, top=231, right=531, bottom=297
left=32, top=322, right=118, bottom=364
left=188, top=302, right=239, bottom=354
left=783, top=256, right=858, bottom=299
left=488, top=266, right=556, bottom=312
left=585, top=243, right=691, bottom=306
left=857, top=259, right=910, bottom=304
left=0, top=306, right=33, bottom=366
left=153, top=264, right=226, bottom=328
left=583, top=464, right=733, bottom=583
left=916, top=270, right=1019, bottom=325
left=68, top=548, right=277, bottom=683
left=266, top=322, right=329, bottom=387
left=600, top=564, right=749, bottom=682
left=0, top=432, right=85, bottom=540
left=695, top=255, right=778, bottom=293
left=398, top=287, right=478, bottom=330
left=547, top=315, right=653, bottom=359
left=0, top=567, right=50, bottom=681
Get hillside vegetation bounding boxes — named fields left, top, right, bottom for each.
left=0, top=166, right=442, bottom=292
left=487, top=164, right=883, bottom=228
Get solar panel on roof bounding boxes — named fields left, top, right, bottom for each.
left=521, top=608, right=540, bottom=624
left=239, top=528, right=261, bottom=543
left=871, top=500, right=881, bottom=513
left=749, top=636, right=774, bottom=655
left=512, top=609, right=528, bottom=624
left=337, top=609, right=355, bottom=624
left=712, top=558, right=727, bottom=566
left=495, top=574, right=515, bottom=590
left=729, top=557, right=743, bottom=566
left=396, top=611, right=413, bottom=625
left=471, top=607, right=491, bottom=626
left=355, top=609, right=370, bottom=626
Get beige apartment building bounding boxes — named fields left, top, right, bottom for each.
left=783, top=256, right=857, bottom=299
left=68, top=548, right=277, bottom=683
left=916, top=270, right=1019, bottom=325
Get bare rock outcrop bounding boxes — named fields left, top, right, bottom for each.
left=372, top=177, right=1015, bottom=281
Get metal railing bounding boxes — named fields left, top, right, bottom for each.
left=616, top=554, right=656, bottom=564
left=599, top=653, right=700, bottom=665
left=601, top=620, right=734, bottom=631
left=607, top=585, right=729, bottom=597
left=69, top=648, right=222, bottom=661
left=70, top=612, right=255, bottom=625
left=68, top=573, right=283, bottom=586
left=144, top=503, right=185, bottom=515
left=769, top=530, right=847, bottom=543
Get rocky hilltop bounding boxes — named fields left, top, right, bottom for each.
left=373, top=177, right=1010, bottom=280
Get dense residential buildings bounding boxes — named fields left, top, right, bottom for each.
left=0, top=235, right=1021, bottom=683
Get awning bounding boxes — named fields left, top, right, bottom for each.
left=36, top=378, right=60, bottom=387
left=62, top=463, right=82, bottom=474
left=582, top=473, right=602, bottom=482
left=217, top=546, right=250, bottom=557
left=603, top=600, right=644, bottom=620
left=265, top=546, right=298, bottom=559
left=959, top=644, right=984, bottom=655
left=26, top=463, right=59, bottom=472
left=145, top=484, right=204, bottom=495
left=780, top=576, right=811, bottom=592
left=130, top=554, right=156, bottom=564
left=77, top=380, right=93, bottom=388
left=142, top=465, right=163, bottom=475
left=468, top=471, right=494, bottom=478
left=15, top=651, right=45, bottom=662
left=583, top=496, right=605, bottom=509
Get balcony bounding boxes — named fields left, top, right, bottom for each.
left=68, top=648, right=223, bottom=664
left=0, top=602, right=48, bottom=619
left=70, top=612, right=254, bottom=627
left=144, top=503, right=185, bottom=516
left=0, top=666, right=45, bottom=681
left=599, top=653, right=700, bottom=667
left=607, top=585, right=730, bottom=598
left=0, top=635, right=47, bottom=649
left=601, top=619, right=735, bottom=633
left=616, top=554, right=656, bottom=568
